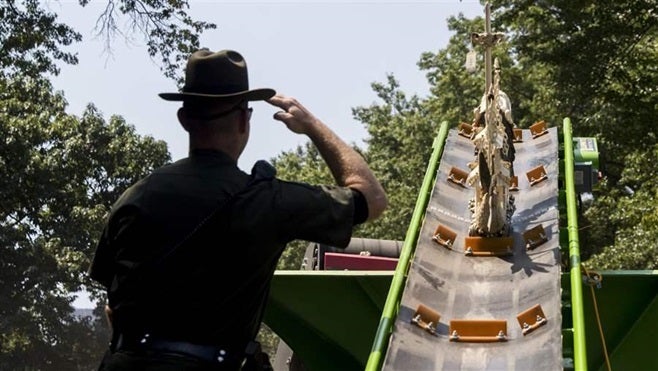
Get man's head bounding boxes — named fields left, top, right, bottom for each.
left=159, top=49, right=275, bottom=158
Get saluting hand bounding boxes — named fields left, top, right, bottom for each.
left=267, top=94, right=319, bottom=135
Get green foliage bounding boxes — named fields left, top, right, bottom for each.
left=272, top=142, right=335, bottom=186
left=0, top=0, right=81, bottom=78
left=420, top=13, right=560, bottom=128
left=583, top=144, right=658, bottom=269
left=0, top=76, right=170, bottom=368
left=419, top=14, right=488, bottom=126
left=85, top=0, right=217, bottom=84
left=353, top=75, right=437, bottom=240
left=494, top=0, right=657, bottom=121
left=493, top=0, right=658, bottom=161
left=491, top=0, right=658, bottom=268
left=0, top=0, right=216, bottom=83
left=0, top=1, right=213, bottom=367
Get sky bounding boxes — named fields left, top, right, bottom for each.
left=50, top=0, right=483, bottom=171
left=48, top=0, right=485, bottom=308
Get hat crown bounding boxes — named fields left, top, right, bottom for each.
left=183, top=49, right=249, bottom=96
left=158, top=48, right=275, bottom=102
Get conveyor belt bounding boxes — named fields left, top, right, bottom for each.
left=382, top=127, right=562, bottom=370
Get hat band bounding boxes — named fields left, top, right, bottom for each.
left=182, top=83, right=248, bottom=95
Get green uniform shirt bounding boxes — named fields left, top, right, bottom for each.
left=90, top=149, right=356, bottom=349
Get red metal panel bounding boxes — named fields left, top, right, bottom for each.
left=323, top=252, right=398, bottom=271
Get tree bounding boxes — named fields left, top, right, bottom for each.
left=0, top=76, right=170, bottom=369
left=0, top=0, right=216, bottom=83
left=352, top=75, right=437, bottom=241
left=0, top=1, right=215, bottom=367
left=582, top=144, right=658, bottom=269
left=491, top=0, right=658, bottom=267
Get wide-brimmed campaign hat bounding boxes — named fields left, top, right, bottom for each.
left=159, top=49, right=275, bottom=102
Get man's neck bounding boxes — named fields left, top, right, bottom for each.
left=189, top=141, right=240, bottom=162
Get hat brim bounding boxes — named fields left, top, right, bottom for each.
left=159, top=88, right=276, bottom=102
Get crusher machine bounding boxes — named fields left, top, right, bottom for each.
left=264, top=4, right=658, bottom=370
left=264, top=118, right=657, bottom=371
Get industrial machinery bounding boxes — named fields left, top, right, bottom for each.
left=265, top=116, right=657, bottom=370
left=263, top=4, right=657, bottom=371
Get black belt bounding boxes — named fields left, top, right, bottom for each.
left=113, top=332, right=248, bottom=367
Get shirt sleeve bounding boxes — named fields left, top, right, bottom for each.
left=351, top=188, right=368, bottom=225
left=277, top=181, right=355, bottom=247
left=232, top=179, right=356, bottom=249
left=88, top=225, right=114, bottom=288
left=89, top=207, right=140, bottom=289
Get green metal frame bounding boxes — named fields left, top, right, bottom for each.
left=265, top=271, right=657, bottom=370
left=563, top=117, right=589, bottom=370
left=581, top=270, right=658, bottom=371
left=264, top=270, right=394, bottom=371
left=572, top=137, right=600, bottom=170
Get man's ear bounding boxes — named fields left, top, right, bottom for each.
left=178, top=107, right=191, bottom=132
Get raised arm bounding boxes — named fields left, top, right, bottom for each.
left=267, top=94, right=387, bottom=221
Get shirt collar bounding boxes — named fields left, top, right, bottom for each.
left=189, top=148, right=236, bottom=164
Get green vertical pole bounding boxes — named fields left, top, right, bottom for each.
left=365, top=121, right=449, bottom=371
left=563, top=117, right=588, bottom=370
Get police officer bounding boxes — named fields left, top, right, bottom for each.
left=89, top=49, right=387, bottom=370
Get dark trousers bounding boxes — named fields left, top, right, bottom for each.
left=98, top=349, right=240, bottom=371
left=98, top=347, right=272, bottom=371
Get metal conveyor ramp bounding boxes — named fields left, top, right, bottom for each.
left=382, top=127, right=562, bottom=370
